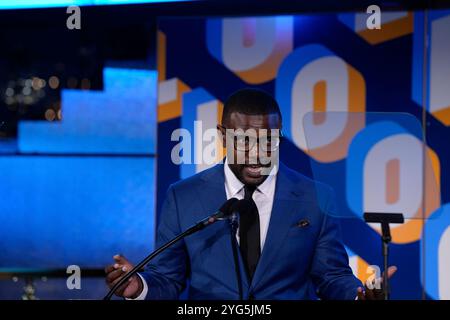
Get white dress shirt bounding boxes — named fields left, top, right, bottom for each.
left=131, top=161, right=277, bottom=300
left=224, top=159, right=276, bottom=250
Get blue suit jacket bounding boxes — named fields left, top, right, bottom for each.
left=140, top=163, right=362, bottom=300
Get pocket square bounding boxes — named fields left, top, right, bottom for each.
left=296, top=219, right=310, bottom=228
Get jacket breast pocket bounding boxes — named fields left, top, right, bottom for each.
left=285, top=219, right=320, bottom=253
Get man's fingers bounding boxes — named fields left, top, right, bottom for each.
left=119, top=276, right=139, bottom=297
left=114, top=278, right=133, bottom=296
left=111, top=276, right=132, bottom=296
left=379, top=265, right=398, bottom=285
left=357, top=287, right=366, bottom=300
left=364, top=286, right=375, bottom=300
left=113, top=255, right=134, bottom=269
left=109, top=271, right=130, bottom=288
left=113, top=254, right=129, bottom=264
left=106, top=268, right=127, bottom=284
left=104, top=264, right=115, bottom=274
left=361, top=266, right=397, bottom=300
left=105, top=255, right=136, bottom=297
left=386, top=265, right=398, bottom=279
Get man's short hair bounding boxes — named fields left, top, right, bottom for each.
left=221, top=88, right=282, bottom=125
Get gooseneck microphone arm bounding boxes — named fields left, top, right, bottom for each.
left=103, top=198, right=239, bottom=300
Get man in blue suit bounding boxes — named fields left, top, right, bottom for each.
left=105, top=88, right=396, bottom=300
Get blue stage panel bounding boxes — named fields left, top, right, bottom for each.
left=0, top=156, right=156, bottom=269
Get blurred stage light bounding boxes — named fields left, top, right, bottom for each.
left=5, top=87, right=14, bottom=97
left=49, top=76, right=59, bottom=89
left=45, top=109, right=56, bottom=121
left=22, top=86, right=32, bottom=96
left=0, top=0, right=190, bottom=10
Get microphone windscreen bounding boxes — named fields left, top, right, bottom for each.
left=219, top=198, right=239, bottom=216
left=232, top=199, right=257, bottom=217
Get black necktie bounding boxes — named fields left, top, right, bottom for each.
left=239, top=185, right=261, bottom=280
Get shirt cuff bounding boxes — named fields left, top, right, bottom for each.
left=126, top=273, right=148, bottom=300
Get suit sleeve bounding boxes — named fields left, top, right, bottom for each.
left=138, top=185, right=189, bottom=299
left=309, top=189, right=363, bottom=300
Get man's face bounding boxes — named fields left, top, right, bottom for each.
left=218, top=111, right=282, bottom=186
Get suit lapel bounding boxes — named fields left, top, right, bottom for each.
left=195, top=163, right=251, bottom=291
left=194, top=165, right=242, bottom=272
left=250, top=164, right=305, bottom=289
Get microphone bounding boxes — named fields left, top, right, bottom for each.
left=229, top=199, right=255, bottom=232
left=195, top=197, right=239, bottom=226
left=103, top=197, right=239, bottom=300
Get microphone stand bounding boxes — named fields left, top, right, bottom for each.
left=230, top=213, right=243, bottom=300
left=381, top=222, right=391, bottom=300
left=364, top=212, right=404, bottom=300
left=103, top=215, right=216, bottom=300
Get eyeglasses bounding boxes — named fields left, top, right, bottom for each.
left=218, top=125, right=283, bottom=152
